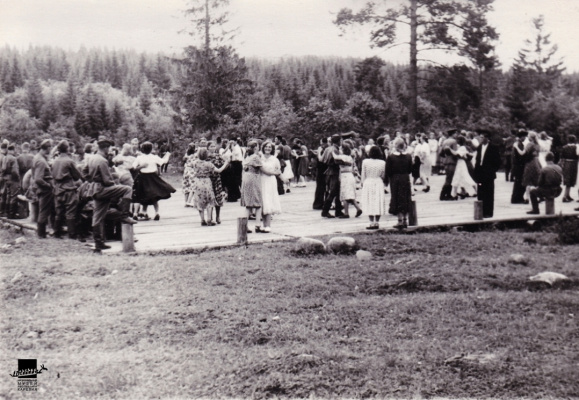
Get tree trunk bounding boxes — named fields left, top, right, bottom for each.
left=408, top=0, right=418, bottom=130
left=205, top=0, right=211, bottom=53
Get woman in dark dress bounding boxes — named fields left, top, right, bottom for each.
left=510, top=131, right=528, bottom=204
left=560, top=135, right=578, bottom=202
left=386, top=138, right=413, bottom=229
left=313, top=138, right=328, bottom=210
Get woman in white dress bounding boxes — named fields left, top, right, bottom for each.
left=259, top=141, right=286, bottom=233
left=428, top=132, right=439, bottom=173
left=415, top=133, right=431, bottom=192
left=360, top=145, right=387, bottom=230
left=450, top=136, right=477, bottom=199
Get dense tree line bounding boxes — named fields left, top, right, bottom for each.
left=1, top=16, right=579, bottom=157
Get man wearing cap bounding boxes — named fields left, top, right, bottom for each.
left=17, top=142, right=34, bottom=185
left=51, top=140, right=82, bottom=239
left=32, top=139, right=55, bottom=238
left=85, top=137, right=136, bottom=251
left=1, top=144, right=21, bottom=218
left=320, top=134, right=345, bottom=218
left=474, top=129, right=502, bottom=218
left=439, top=129, right=458, bottom=201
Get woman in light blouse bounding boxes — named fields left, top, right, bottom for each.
left=131, top=141, right=175, bottom=221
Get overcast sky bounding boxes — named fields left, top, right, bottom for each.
left=1, top=0, right=578, bottom=71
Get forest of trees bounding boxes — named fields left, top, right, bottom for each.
left=1, top=4, right=579, bottom=157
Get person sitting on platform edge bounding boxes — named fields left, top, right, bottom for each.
left=527, top=152, right=563, bottom=215
left=84, top=136, right=137, bottom=251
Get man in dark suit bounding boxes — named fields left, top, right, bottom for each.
left=439, top=128, right=458, bottom=201
left=474, top=129, right=502, bottom=218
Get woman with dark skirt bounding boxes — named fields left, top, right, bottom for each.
left=510, top=130, right=528, bottom=204
left=516, top=131, right=542, bottom=203
left=386, top=138, right=413, bottom=229
left=560, top=135, right=579, bottom=202
left=313, top=138, right=328, bottom=210
left=132, top=141, right=175, bottom=221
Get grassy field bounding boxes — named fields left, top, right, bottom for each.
left=1, top=222, right=578, bottom=399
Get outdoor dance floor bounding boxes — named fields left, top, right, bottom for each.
left=6, top=173, right=579, bottom=253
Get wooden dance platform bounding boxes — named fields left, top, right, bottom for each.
left=3, top=173, right=579, bottom=253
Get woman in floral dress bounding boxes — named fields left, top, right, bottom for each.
left=241, top=140, right=263, bottom=233
left=207, top=141, right=228, bottom=224
left=182, top=143, right=196, bottom=206
left=190, top=148, right=229, bottom=226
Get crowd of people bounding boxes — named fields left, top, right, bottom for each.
left=0, top=136, right=175, bottom=251
left=1, top=126, right=577, bottom=248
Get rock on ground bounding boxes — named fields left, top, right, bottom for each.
left=327, top=236, right=359, bottom=254
left=294, top=237, right=326, bottom=255
left=508, top=253, right=528, bottom=265
left=529, top=271, right=570, bottom=286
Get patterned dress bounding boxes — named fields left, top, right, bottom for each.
left=182, top=155, right=196, bottom=197
left=207, top=154, right=227, bottom=206
left=191, top=160, right=216, bottom=210
left=241, top=154, right=262, bottom=208
left=360, top=159, right=386, bottom=216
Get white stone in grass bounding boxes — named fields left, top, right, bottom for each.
left=294, top=237, right=326, bottom=255
left=11, top=271, right=23, bottom=283
left=356, top=250, right=372, bottom=261
left=327, top=236, right=358, bottom=254
left=529, top=271, right=570, bottom=286
left=508, top=253, right=528, bottom=265
left=111, top=270, right=118, bottom=275
left=26, top=331, right=39, bottom=339
left=14, top=237, right=26, bottom=245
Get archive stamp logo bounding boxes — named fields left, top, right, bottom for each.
left=9, top=359, right=47, bottom=391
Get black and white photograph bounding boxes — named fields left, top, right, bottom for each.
left=1, top=0, right=578, bottom=398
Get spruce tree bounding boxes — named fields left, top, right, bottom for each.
left=26, top=75, right=44, bottom=119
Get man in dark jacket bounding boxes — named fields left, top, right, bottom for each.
left=321, top=134, right=344, bottom=218
left=1, top=144, right=21, bottom=218
left=52, top=140, right=82, bottom=239
left=439, top=129, right=458, bottom=201
left=527, top=152, right=563, bottom=215
left=474, top=129, right=502, bottom=218
left=85, top=136, right=136, bottom=251
left=32, top=140, right=55, bottom=238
